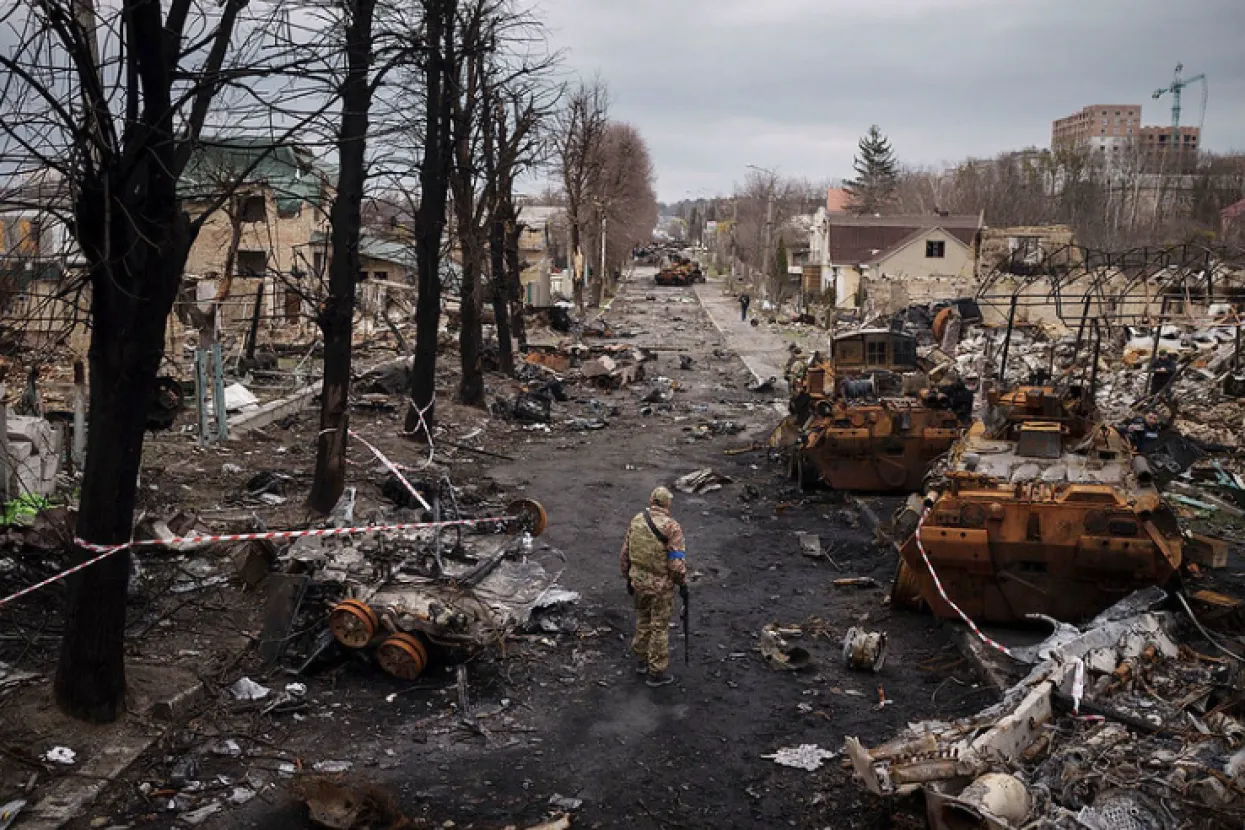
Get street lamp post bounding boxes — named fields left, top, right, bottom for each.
left=747, top=164, right=776, bottom=301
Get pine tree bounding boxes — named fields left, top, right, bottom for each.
left=845, top=125, right=898, bottom=215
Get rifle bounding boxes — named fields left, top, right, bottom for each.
left=680, top=585, right=690, bottom=666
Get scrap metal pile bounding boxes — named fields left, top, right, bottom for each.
left=287, top=496, right=563, bottom=680
left=847, top=590, right=1245, bottom=830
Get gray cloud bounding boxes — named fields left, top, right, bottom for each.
left=533, top=0, right=1245, bottom=200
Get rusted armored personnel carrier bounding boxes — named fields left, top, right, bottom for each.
left=772, top=328, right=969, bottom=490
left=893, top=384, right=1184, bottom=623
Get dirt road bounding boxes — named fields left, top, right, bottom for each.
left=69, top=270, right=985, bottom=830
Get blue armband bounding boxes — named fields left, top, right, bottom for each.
left=667, top=549, right=686, bottom=560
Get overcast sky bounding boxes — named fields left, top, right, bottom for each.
left=532, top=0, right=1245, bottom=202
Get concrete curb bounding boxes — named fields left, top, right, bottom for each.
left=20, top=732, right=162, bottom=829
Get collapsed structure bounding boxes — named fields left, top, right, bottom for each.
left=847, top=589, right=1245, bottom=830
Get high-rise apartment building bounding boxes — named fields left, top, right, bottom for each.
left=1051, top=104, right=1143, bottom=153
left=1050, top=104, right=1200, bottom=157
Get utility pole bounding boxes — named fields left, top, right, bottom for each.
left=600, top=210, right=608, bottom=295
left=747, top=164, right=776, bottom=300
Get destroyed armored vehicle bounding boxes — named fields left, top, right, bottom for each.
left=771, top=329, right=969, bottom=491
left=893, top=384, right=1185, bottom=623
left=322, top=499, right=556, bottom=680
left=654, top=256, right=704, bottom=286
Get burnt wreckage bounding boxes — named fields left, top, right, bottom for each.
left=891, top=243, right=1245, bottom=624
left=892, top=382, right=1184, bottom=624
left=772, top=328, right=971, bottom=491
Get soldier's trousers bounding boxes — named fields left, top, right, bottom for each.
left=631, top=590, right=674, bottom=673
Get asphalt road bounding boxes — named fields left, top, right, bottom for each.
left=68, top=268, right=986, bottom=830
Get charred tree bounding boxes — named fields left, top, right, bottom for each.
left=308, top=0, right=379, bottom=515
left=406, top=0, right=458, bottom=435
left=28, top=0, right=249, bottom=722
left=448, top=4, right=488, bottom=408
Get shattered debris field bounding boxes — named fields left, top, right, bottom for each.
left=3, top=268, right=1245, bottom=829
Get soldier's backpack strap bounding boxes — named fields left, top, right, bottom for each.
left=642, top=509, right=669, bottom=547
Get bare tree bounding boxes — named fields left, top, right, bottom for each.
left=553, top=79, right=609, bottom=311
left=585, top=122, right=658, bottom=300
left=0, top=0, right=319, bottom=721
left=406, top=0, right=458, bottom=434
left=482, top=80, right=557, bottom=374
left=307, top=0, right=382, bottom=514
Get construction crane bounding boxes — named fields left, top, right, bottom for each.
left=1152, top=63, right=1207, bottom=146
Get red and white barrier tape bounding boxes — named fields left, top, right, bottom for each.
left=349, top=429, right=432, bottom=512
left=0, top=514, right=516, bottom=609
left=912, top=508, right=1014, bottom=658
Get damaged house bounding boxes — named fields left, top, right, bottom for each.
left=809, top=212, right=983, bottom=311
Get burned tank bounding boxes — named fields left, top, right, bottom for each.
left=772, top=328, right=970, bottom=491
left=893, top=384, right=1184, bottom=624
left=654, top=256, right=704, bottom=286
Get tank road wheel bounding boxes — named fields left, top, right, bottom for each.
left=506, top=499, right=548, bottom=537
left=891, top=559, right=924, bottom=610
left=328, top=599, right=379, bottom=649
left=376, top=632, right=430, bottom=680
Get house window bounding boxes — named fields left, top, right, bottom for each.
left=240, top=195, right=266, bottom=223
left=237, top=250, right=266, bottom=277
left=374, top=271, right=386, bottom=281
left=865, top=340, right=888, bottom=365
left=313, top=252, right=325, bottom=275
left=925, top=240, right=946, bottom=259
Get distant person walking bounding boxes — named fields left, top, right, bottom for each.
left=739, top=292, right=751, bottom=321
left=620, top=487, right=689, bottom=687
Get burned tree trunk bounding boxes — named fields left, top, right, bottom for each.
left=458, top=241, right=485, bottom=405
left=406, top=0, right=457, bottom=435
left=307, top=0, right=378, bottom=515
left=56, top=186, right=189, bottom=722
left=488, top=212, right=514, bottom=374
left=505, top=210, right=526, bottom=350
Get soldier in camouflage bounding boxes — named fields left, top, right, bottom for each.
left=620, top=486, right=688, bottom=687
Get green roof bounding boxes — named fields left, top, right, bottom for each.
left=179, top=137, right=331, bottom=216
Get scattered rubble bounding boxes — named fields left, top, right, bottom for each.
left=847, top=591, right=1245, bottom=829
left=762, top=744, right=838, bottom=771
left=673, top=468, right=731, bottom=494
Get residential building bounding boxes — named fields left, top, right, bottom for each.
left=1138, top=125, right=1200, bottom=154
left=1051, top=104, right=1142, bottom=153
left=179, top=139, right=334, bottom=337
left=814, top=214, right=982, bottom=310
left=976, top=225, right=1078, bottom=277
left=1222, top=199, right=1245, bottom=243
left=1051, top=104, right=1200, bottom=163
left=807, top=189, right=852, bottom=296
left=0, top=172, right=89, bottom=350
left=516, top=205, right=566, bottom=305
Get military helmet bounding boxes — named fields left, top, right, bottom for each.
left=650, top=486, right=673, bottom=507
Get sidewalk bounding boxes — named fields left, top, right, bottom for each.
left=694, top=279, right=830, bottom=384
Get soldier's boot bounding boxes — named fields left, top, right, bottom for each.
left=646, top=671, right=675, bottom=688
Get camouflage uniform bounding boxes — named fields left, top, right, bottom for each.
left=620, top=500, right=687, bottom=674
